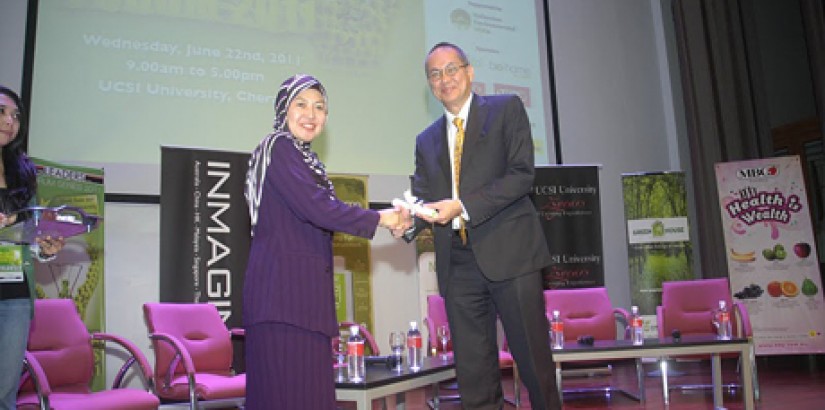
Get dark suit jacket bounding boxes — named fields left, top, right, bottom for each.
left=411, top=93, right=551, bottom=294
left=243, top=136, right=379, bottom=336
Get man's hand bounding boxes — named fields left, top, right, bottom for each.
left=418, top=199, right=463, bottom=225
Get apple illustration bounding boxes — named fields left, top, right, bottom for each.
left=794, top=242, right=811, bottom=258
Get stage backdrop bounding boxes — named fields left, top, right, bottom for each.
left=716, top=156, right=825, bottom=355
left=33, top=158, right=105, bottom=389
left=531, top=165, right=604, bottom=289
left=622, top=171, right=692, bottom=336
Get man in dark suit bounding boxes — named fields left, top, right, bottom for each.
left=402, top=42, right=561, bottom=409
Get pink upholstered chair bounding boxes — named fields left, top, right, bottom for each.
left=17, top=298, right=160, bottom=410
left=543, top=287, right=631, bottom=342
left=543, top=287, right=640, bottom=400
left=142, top=303, right=245, bottom=409
left=657, top=278, right=752, bottom=339
left=656, top=278, right=759, bottom=398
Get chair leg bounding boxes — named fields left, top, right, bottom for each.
left=512, top=365, right=521, bottom=407
left=427, top=380, right=461, bottom=409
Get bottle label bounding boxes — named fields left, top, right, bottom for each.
left=719, top=312, right=729, bottom=322
left=551, top=322, right=563, bottom=332
left=408, top=335, right=422, bottom=348
left=348, top=341, right=364, bottom=355
left=632, top=317, right=643, bottom=327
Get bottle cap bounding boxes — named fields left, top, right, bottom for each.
left=350, top=325, right=359, bottom=335
left=631, top=305, right=638, bottom=314
left=719, top=300, right=727, bottom=309
left=410, top=321, right=418, bottom=329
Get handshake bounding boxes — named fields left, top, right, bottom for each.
left=378, top=191, right=465, bottom=239
left=378, top=191, right=427, bottom=233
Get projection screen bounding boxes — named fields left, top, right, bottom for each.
left=26, top=0, right=555, bottom=195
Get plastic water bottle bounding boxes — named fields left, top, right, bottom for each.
left=550, top=310, right=564, bottom=350
left=716, top=300, right=732, bottom=340
left=347, top=325, right=365, bottom=382
left=631, top=305, right=644, bottom=345
left=407, top=321, right=423, bottom=371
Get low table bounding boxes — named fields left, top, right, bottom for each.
left=551, top=335, right=756, bottom=409
left=335, top=356, right=456, bottom=410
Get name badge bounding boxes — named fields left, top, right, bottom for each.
left=0, top=245, right=24, bottom=283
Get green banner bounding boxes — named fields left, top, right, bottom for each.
left=330, top=175, right=374, bottom=332
left=32, top=157, right=105, bottom=389
left=622, top=172, right=692, bottom=333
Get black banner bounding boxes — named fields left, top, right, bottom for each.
left=159, top=146, right=250, bottom=338
left=531, top=165, right=604, bottom=289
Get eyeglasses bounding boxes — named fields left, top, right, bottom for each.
left=427, top=63, right=468, bottom=82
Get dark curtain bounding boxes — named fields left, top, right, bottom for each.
left=801, top=0, right=825, bottom=135
left=671, top=0, right=773, bottom=278
left=672, top=0, right=825, bottom=279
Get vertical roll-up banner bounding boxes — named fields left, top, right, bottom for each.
left=622, top=171, right=692, bottom=336
left=716, top=156, right=825, bottom=355
left=415, top=228, right=436, bottom=349
left=328, top=174, right=375, bottom=333
left=160, top=146, right=250, bottom=369
left=33, top=158, right=105, bottom=389
left=531, top=165, right=604, bottom=289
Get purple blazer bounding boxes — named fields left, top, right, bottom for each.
left=243, top=137, right=379, bottom=336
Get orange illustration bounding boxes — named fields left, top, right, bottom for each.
left=781, top=281, right=799, bottom=297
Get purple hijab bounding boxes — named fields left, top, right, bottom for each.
left=245, top=74, right=333, bottom=233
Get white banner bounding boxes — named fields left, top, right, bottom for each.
left=716, top=156, right=825, bottom=355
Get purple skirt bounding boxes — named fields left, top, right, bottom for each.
left=245, top=322, right=336, bottom=409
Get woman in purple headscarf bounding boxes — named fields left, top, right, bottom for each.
left=243, top=74, right=405, bottom=408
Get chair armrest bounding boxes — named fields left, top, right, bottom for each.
left=613, top=307, right=630, bottom=339
left=731, top=301, right=753, bottom=338
left=92, top=332, right=155, bottom=390
left=229, top=328, right=245, bottom=337
left=656, top=306, right=665, bottom=338
left=423, top=317, right=435, bottom=351
left=148, top=332, right=197, bottom=386
left=149, top=332, right=199, bottom=409
left=22, top=351, right=52, bottom=409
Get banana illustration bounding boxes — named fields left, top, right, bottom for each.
left=730, top=249, right=756, bottom=263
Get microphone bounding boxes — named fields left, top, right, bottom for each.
left=364, top=355, right=403, bottom=369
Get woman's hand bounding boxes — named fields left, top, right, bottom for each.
left=378, top=206, right=412, bottom=231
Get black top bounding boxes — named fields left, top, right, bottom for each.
left=0, top=188, right=29, bottom=300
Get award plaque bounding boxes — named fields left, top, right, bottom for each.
left=0, top=205, right=102, bottom=245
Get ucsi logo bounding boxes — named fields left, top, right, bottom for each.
left=737, top=165, right=778, bottom=179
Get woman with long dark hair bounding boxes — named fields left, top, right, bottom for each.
left=0, top=86, right=64, bottom=410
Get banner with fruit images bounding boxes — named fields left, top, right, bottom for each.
left=716, top=156, right=825, bottom=355
left=32, top=158, right=105, bottom=389
left=622, top=171, right=693, bottom=337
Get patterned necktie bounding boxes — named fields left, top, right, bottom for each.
left=453, top=117, right=467, bottom=245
